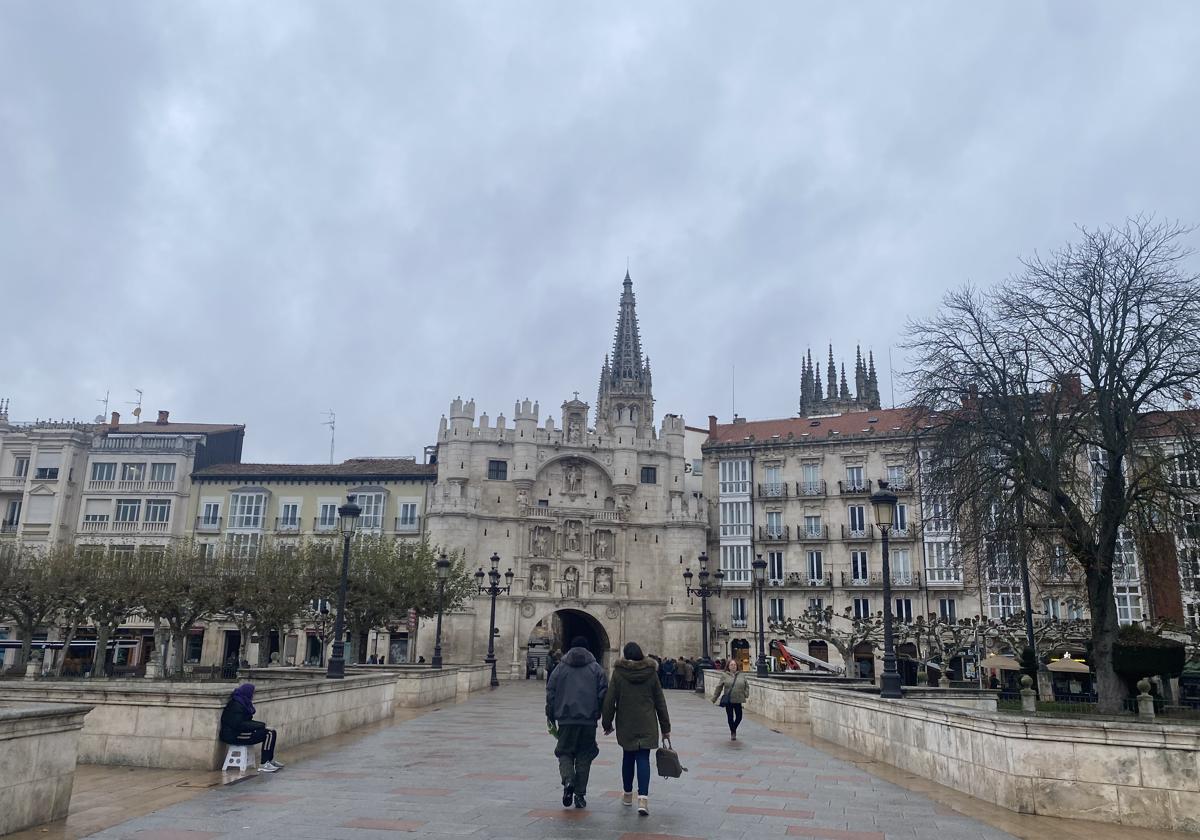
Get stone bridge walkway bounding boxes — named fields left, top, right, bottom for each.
left=74, top=680, right=1027, bottom=840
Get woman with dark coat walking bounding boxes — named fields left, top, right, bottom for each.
left=219, top=684, right=283, bottom=772
left=601, top=642, right=671, bottom=816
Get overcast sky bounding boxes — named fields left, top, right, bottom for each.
left=3, top=2, right=1199, bottom=463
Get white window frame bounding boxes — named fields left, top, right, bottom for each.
left=145, top=499, right=171, bottom=523
left=719, top=459, right=751, bottom=495
left=894, top=598, right=913, bottom=623
left=356, top=492, right=386, bottom=529
left=804, top=515, right=823, bottom=538
left=806, top=550, right=823, bottom=583
left=851, top=550, right=869, bottom=582
left=149, top=463, right=176, bottom=482
left=201, top=501, right=221, bottom=527
left=91, top=462, right=116, bottom=482
left=720, top=544, right=751, bottom=584
left=853, top=597, right=871, bottom=619
left=769, top=597, right=785, bottom=622
left=938, top=598, right=956, bottom=622
left=114, top=499, right=141, bottom=523
left=229, top=493, right=265, bottom=529
left=767, top=550, right=784, bottom=582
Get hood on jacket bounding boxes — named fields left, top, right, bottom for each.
left=613, top=657, right=658, bottom=683
left=562, top=646, right=597, bottom=667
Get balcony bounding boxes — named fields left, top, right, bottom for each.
left=758, top=482, right=788, bottom=499
left=888, top=525, right=915, bottom=541
left=227, top=517, right=264, bottom=531
left=275, top=517, right=301, bottom=533
left=891, top=572, right=921, bottom=590
left=796, top=480, right=826, bottom=497
left=884, top=479, right=914, bottom=493
left=93, top=437, right=192, bottom=453
left=785, top=571, right=833, bottom=589
left=79, top=520, right=109, bottom=533
left=117, top=480, right=145, bottom=492
left=395, top=516, right=421, bottom=533
left=1, top=520, right=20, bottom=534
left=147, top=480, right=177, bottom=493
left=313, top=517, right=338, bottom=533
left=142, top=521, right=170, bottom=534
left=798, top=525, right=829, bottom=542
left=88, top=479, right=116, bottom=491
left=731, top=619, right=748, bottom=630
left=841, top=524, right=872, bottom=541
left=758, top=525, right=789, bottom=542
left=0, top=476, right=27, bottom=490
left=111, top=521, right=140, bottom=533
left=838, top=479, right=873, bottom=496
left=842, top=571, right=880, bottom=587
left=195, top=516, right=222, bottom=532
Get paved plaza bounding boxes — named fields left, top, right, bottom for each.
left=62, top=681, right=1028, bottom=840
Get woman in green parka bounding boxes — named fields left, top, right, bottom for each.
left=601, top=641, right=670, bottom=816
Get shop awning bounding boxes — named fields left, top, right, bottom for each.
left=979, top=654, right=1021, bottom=671
left=1047, top=654, right=1090, bottom=673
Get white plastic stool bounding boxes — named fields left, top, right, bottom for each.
left=222, top=744, right=255, bottom=772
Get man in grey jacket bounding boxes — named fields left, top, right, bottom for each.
left=546, top=635, right=608, bottom=809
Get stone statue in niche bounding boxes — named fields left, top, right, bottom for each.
left=564, top=461, right=583, bottom=494
left=594, top=567, right=613, bottom=594
left=565, top=520, right=582, bottom=552
left=531, top=526, right=551, bottom=557
left=529, top=564, right=549, bottom=592
left=567, top=418, right=583, bottom=444
left=562, top=566, right=579, bottom=599
left=517, top=487, right=529, bottom=507
left=594, top=530, right=611, bottom=559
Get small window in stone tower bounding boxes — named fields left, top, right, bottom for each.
left=640, top=466, right=657, bottom=484
left=487, top=460, right=508, bottom=481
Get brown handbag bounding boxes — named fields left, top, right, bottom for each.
left=655, top=736, right=687, bottom=778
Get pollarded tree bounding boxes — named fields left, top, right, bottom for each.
left=140, top=541, right=224, bottom=676
left=87, top=547, right=148, bottom=677
left=771, top=604, right=884, bottom=674
left=906, top=218, right=1200, bottom=712
left=219, top=539, right=313, bottom=666
left=0, top=543, right=72, bottom=669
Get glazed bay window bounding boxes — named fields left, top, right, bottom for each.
left=851, top=550, right=869, bottom=583
left=720, top=544, right=751, bottom=584
left=487, top=460, right=508, bottom=481
left=356, top=493, right=385, bottom=529
left=114, top=499, right=140, bottom=523
left=1114, top=528, right=1138, bottom=581
left=227, top=532, right=261, bottom=561
left=767, top=550, right=784, bottom=583
left=1115, top=586, right=1143, bottom=625
left=719, top=501, right=751, bottom=538
left=987, top=584, right=1021, bottom=619
left=229, top=493, right=265, bottom=529
left=719, top=459, right=750, bottom=495
left=886, top=465, right=908, bottom=489
left=640, top=466, right=658, bottom=484
left=925, top=541, right=960, bottom=583
left=806, top=550, right=823, bottom=584
left=927, top=495, right=950, bottom=534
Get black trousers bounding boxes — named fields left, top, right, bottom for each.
left=554, top=724, right=599, bottom=795
left=725, top=703, right=743, bottom=733
left=233, top=727, right=277, bottom=763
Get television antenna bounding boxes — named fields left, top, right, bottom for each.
left=127, top=388, right=143, bottom=422
left=96, top=389, right=110, bottom=423
left=322, top=410, right=336, bottom=464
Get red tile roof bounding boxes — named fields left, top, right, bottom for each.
left=705, top=407, right=927, bottom=447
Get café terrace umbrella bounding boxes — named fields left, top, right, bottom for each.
left=979, top=654, right=1022, bottom=671
left=1047, top=653, right=1091, bottom=673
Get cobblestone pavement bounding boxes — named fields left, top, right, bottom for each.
left=87, top=681, right=1017, bottom=840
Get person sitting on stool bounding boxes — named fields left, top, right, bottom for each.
left=220, top=683, right=283, bottom=772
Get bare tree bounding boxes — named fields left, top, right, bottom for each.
left=906, top=218, right=1200, bottom=712
left=771, top=604, right=883, bottom=674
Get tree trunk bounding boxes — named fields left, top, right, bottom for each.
left=91, top=624, right=112, bottom=678
left=17, top=632, right=32, bottom=670
left=55, top=621, right=80, bottom=677
left=1087, top=565, right=1124, bottom=714
left=170, top=630, right=186, bottom=676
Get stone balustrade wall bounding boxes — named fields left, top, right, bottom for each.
left=0, top=701, right=92, bottom=836
left=808, top=686, right=1200, bottom=834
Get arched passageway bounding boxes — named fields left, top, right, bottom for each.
left=529, top=608, right=611, bottom=667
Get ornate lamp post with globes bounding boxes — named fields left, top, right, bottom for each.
left=870, top=482, right=903, bottom=698
left=752, top=554, right=769, bottom=676
left=683, top=551, right=724, bottom=670
left=431, top=553, right=451, bottom=669
left=326, top=494, right=362, bottom=679
left=475, top=552, right=513, bottom=688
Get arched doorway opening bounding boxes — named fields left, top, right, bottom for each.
left=528, top=609, right=611, bottom=669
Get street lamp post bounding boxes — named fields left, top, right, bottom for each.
left=870, top=482, right=903, bottom=698
left=326, top=494, right=362, bottom=679
left=683, top=551, right=724, bottom=669
left=475, top=552, right=513, bottom=688
left=431, top=553, right=451, bottom=669
left=752, top=554, right=769, bottom=676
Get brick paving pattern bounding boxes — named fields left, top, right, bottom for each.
left=86, top=681, right=1016, bottom=840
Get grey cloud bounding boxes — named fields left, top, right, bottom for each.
left=2, top=1, right=1199, bottom=461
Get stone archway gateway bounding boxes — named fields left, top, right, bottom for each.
left=529, top=608, right=612, bottom=668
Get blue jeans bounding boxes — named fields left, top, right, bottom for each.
left=621, top=748, right=651, bottom=796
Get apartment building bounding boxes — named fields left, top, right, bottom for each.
left=187, top=456, right=437, bottom=666
left=72, top=411, right=244, bottom=554
left=0, top=402, right=93, bottom=551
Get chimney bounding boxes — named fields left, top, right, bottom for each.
left=109, top=411, right=121, bottom=429
left=156, top=410, right=170, bottom=425
left=708, top=415, right=718, bottom=436
left=1060, top=372, right=1083, bottom=400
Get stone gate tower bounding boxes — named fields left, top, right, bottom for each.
left=419, top=272, right=709, bottom=673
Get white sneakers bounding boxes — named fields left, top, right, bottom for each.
left=257, top=760, right=284, bottom=773
left=637, top=795, right=649, bottom=816
left=621, top=791, right=633, bottom=806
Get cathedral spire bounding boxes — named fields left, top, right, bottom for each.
left=597, top=271, right=653, bottom=431
left=839, top=363, right=850, bottom=400
left=826, top=345, right=837, bottom=400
